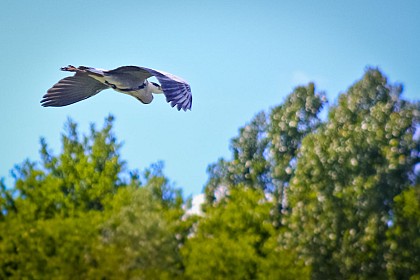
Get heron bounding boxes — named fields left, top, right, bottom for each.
left=41, top=65, right=192, bottom=111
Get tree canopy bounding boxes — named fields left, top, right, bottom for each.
left=0, top=116, right=187, bottom=279
left=1, top=68, right=419, bottom=279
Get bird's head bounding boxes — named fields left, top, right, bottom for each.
left=150, top=82, right=163, bottom=94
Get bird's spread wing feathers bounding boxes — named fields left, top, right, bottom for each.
left=42, top=65, right=192, bottom=110
left=41, top=74, right=109, bottom=107
left=108, top=66, right=192, bottom=111
left=140, top=67, right=192, bottom=111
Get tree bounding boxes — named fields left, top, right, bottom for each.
left=205, top=111, right=271, bottom=202
left=182, top=186, right=309, bottom=280
left=1, top=69, right=418, bottom=279
left=386, top=184, right=420, bottom=280
left=0, top=116, right=187, bottom=279
left=88, top=185, right=184, bottom=280
left=205, top=83, right=325, bottom=207
left=285, top=68, right=419, bottom=279
left=199, top=82, right=325, bottom=278
left=268, top=83, right=325, bottom=215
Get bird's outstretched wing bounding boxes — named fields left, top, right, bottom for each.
left=105, top=66, right=153, bottom=82
left=41, top=74, right=109, bottom=107
left=108, top=66, right=193, bottom=111
left=144, top=68, right=192, bottom=111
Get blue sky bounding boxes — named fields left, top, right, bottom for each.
left=1, top=1, right=419, bottom=197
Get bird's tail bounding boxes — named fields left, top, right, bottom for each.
left=60, top=65, right=104, bottom=77
left=60, top=65, right=79, bottom=72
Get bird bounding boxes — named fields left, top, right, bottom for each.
left=41, top=65, right=192, bottom=111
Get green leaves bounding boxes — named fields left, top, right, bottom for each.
left=205, top=83, right=326, bottom=208
left=286, top=68, right=419, bottom=279
left=269, top=82, right=325, bottom=182
left=0, top=69, right=418, bottom=279
left=202, top=68, right=418, bottom=279
left=205, top=111, right=271, bottom=200
left=386, top=185, right=420, bottom=279
left=183, top=187, right=308, bottom=280
left=92, top=187, right=183, bottom=279
left=0, top=116, right=187, bottom=279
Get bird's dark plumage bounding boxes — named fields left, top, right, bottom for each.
left=41, top=65, right=192, bottom=111
left=41, top=74, right=108, bottom=107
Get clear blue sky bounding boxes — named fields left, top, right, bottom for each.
left=1, top=1, right=419, bottom=197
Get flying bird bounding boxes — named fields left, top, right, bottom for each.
left=41, top=65, right=192, bottom=111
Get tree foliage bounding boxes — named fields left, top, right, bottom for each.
left=205, top=111, right=271, bottom=199
left=386, top=185, right=420, bottom=279
left=205, top=83, right=325, bottom=208
left=182, top=186, right=309, bottom=280
left=0, top=116, right=186, bottom=279
left=0, top=69, right=418, bottom=279
left=285, top=69, right=419, bottom=279
left=202, top=68, right=418, bottom=279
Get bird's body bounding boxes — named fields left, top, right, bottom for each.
left=41, top=65, right=192, bottom=111
left=80, top=66, right=156, bottom=104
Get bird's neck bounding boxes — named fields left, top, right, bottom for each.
left=147, top=81, right=163, bottom=94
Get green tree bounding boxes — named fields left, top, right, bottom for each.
left=386, top=184, right=420, bottom=279
left=1, top=69, right=418, bottom=279
left=205, top=84, right=325, bottom=205
left=285, top=69, right=419, bottom=279
left=268, top=83, right=325, bottom=216
left=0, top=116, right=187, bottom=279
left=183, top=186, right=309, bottom=280
left=199, top=82, right=325, bottom=278
left=88, top=185, right=184, bottom=279
left=205, top=111, right=271, bottom=201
